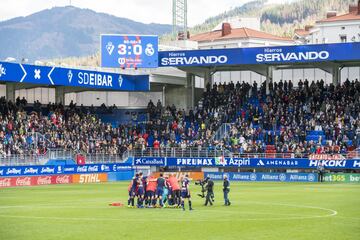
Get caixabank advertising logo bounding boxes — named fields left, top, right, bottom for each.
left=134, top=157, right=165, bottom=166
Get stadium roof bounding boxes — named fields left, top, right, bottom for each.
left=317, top=2, right=360, bottom=23
left=317, top=12, right=360, bottom=23
left=294, top=29, right=310, bottom=37
left=190, top=27, right=293, bottom=42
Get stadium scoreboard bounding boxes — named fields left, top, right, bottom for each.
left=101, top=34, right=158, bottom=69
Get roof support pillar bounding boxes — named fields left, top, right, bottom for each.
left=186, top=72, right=195, bottom=111
left=55, top=86, right=65, bottom=105
left=332, top=66, right=340, bottom=86
left=6, top=82, right=16, bottom=103
left=204, top=70, right=212, bottom=91
left=266, top=66, right=273, bottom=95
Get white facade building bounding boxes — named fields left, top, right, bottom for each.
left=190, top=20, right=299, bottom=85
left=294, top=1, right=360, bottom=81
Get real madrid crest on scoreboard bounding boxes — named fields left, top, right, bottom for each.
left=100, top=34, right=158, bottom=69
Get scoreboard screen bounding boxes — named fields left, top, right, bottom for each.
left=101, top=34, right=158, bottom=69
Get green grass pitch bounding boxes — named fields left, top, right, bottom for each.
left=0, top=182, right=359, bottom=240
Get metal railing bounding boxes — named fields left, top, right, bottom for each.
left=0, top=153, right=49, bottom=166
left=83, top=153, right=129, bottom=164
left=126, top=147, right=358, bottom=160
left=0, top=148, right=73, bottom=166
left=0, top=149, right=130, bottom=166
left=47, top=149, right=74, bottom=160
left=33, top=132, right=52, bottom=148
left=128, top=147, right=233, bottom=158
left=1, top=147, right=359, bottom=166
left=211, top=123, right=232, bottom=142
left=347, top=148, right=360, bottom=159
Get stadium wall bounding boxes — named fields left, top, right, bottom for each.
left=2, top=171, right=360, bottom=188
left=324, top=173, right=360, bottom=183
left=204, top=172, right=319, bottom=182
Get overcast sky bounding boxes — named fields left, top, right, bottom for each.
left=0, top=0, right=289, bottom=26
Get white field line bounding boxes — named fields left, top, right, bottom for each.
left=0, top=200, right=338, bottom=222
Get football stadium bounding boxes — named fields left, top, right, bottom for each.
left=1, top=0, right=360, bottom=239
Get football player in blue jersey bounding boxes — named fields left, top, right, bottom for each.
left=156, top=173, right=166, bottom=207
left=128, top=173, right=139, bottom=208
left=137, top=172, right=146, bottom=208
left=180, top=174, right=193, bottom=211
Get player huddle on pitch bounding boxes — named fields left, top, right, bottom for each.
left=127, top=172, right=231, bottom=210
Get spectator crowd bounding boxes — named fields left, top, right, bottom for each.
left=0, top=78, right=359, bottom=159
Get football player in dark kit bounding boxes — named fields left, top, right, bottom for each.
left=128, top=173, right=139, bottom=208
left=181, top=174, right=193, bottom=211
left=136, top=172, right=146, bottom=208
left=223, top=175, right=231, bottom=206
left=204, top=177, right=214, bottom=206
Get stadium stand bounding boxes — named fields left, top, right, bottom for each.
left=0, top=79, right=359, bottom=162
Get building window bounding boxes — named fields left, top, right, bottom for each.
left=340, top=35, right=347, bottom=43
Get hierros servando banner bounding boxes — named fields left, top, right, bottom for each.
left=0, top=163, right=132, bottom=177
left=204, top=172, right=318, bottom=182
left=159, top=42, right=360, bottom=67
left=134, top=157, right=360, bottom=169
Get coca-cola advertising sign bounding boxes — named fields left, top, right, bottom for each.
left=0, top=175, right=73, bottom=188
left=0, top=178, right=12, bottom=187
left=37, top=176, right=53, bottom=185
left=56, top=175, right=71, bottom=184
left=16, top=177, right=33, bottom=186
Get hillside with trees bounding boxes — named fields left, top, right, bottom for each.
left=190, top=0, right=355, bottom=38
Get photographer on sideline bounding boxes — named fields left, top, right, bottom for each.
left=223, top=175, right=231, bottom=206
left=317, top=162, right=325, bottom=182
left=204, top=177, right=214, bottom=206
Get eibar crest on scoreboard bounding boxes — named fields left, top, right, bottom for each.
left=118, top=75, right=123, bottom=87
left=106, top=42, right=115, bottom=55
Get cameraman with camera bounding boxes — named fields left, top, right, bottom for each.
left=195, top=178, right=207, bottom=198
left=195, top=177, right=215, bottom=206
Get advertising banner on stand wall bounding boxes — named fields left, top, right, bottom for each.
left=204, top=172, right=318, bottom=182
left=0, top=163, right=132, bottom=177
left=0, top=175, right=73, bottom=188
left=152, top=172, right=204, bottom=180
left=324, top=173, right=360, bottom=183
left=72, top=173, right=108, bottom=184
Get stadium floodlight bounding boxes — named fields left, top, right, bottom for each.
left=5, top=57, right=16, bottom=62
left=172, top=0, right=188, bottom=40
